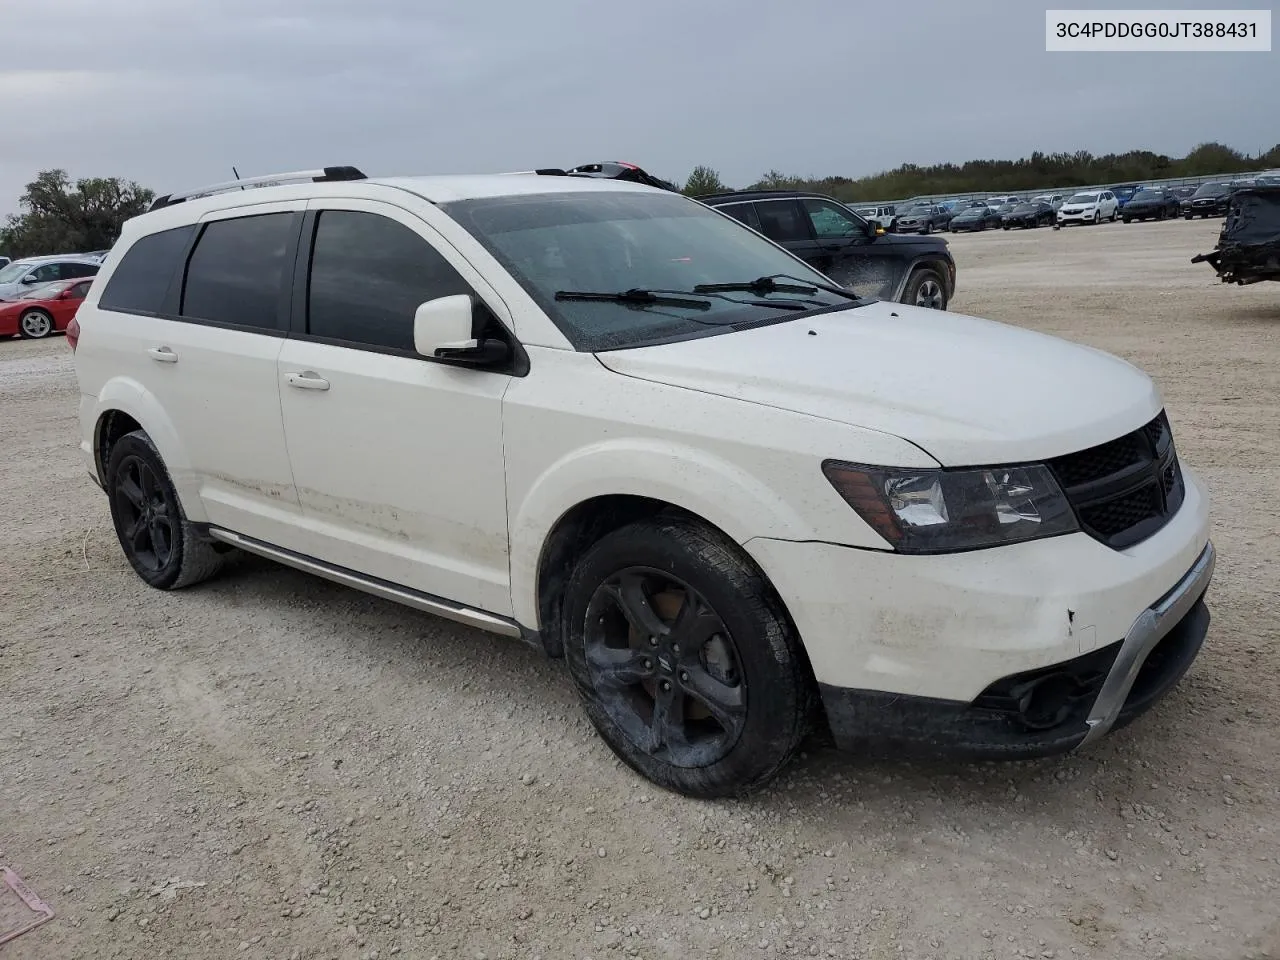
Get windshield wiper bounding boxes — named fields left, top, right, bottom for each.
left=694, top=277, right=818, bottom=296
left=697, top=275, right=865, bottom=303
left=762, top=274, right=866, bottom=302
left=554, top=287, right=811, bottom=315
left=554, top=288, right=712, bottom=311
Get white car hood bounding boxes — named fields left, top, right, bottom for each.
left=596, top=301, right=1161, bottom=466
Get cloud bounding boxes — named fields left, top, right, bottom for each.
left=2, top=0, right=1277, bottom=220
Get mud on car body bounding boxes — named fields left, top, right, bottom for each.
left=73, top=165, right=1212, bottom=798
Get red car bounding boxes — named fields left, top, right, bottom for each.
left=0, top=278, right=93, bottom=339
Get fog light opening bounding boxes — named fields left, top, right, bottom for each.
left=1013, top=673, right=1085, bottom=731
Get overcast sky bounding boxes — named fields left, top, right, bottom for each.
left=2, top=0, right=1278, bottom=218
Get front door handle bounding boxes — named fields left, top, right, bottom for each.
left=147, top=346, right=178, bottom=363
left=287, top=371, right=330, bottom=391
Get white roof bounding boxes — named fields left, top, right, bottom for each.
left=125, top=173, right=670, bottom=237
left=373, top=174, right=660, bottom=204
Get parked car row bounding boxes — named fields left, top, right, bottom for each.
left=0, top=253, right=101, bottom=338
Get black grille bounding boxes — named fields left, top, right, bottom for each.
left=1048, top=411, right=1184, bottom=549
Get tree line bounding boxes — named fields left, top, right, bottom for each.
left=4, top=142, right=1277, bottom=259
left=1, top=170, right=153, bottom=260
left=680, top=141, right=1280, bottom=202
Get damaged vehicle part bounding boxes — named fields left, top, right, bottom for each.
left=1192, top=186, right=1280, bottom=285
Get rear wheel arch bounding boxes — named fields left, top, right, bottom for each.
left=89, top=395, right=204, bottom=522
left=95, top=409, right=144, bottom=487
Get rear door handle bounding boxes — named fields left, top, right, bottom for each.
left=147, top=346, right=178, bottom=363
left=287, top=371, right=330, bottom=391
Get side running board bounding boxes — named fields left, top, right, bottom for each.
left=206, top=528, right=522, bottom=639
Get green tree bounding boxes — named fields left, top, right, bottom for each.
left=739, top=141, right=1274, bottom=203
left=0, top=170, right=154, bottom=258
left=682, top=165, right=728, bottom=196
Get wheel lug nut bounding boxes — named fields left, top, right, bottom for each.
left=671, top=643, right=680, bottom=655
left=642, top=658, right=652, bottom=670
left=660, top=680, right=671, bottom=691
left=679, top=671, right=689, bottom=683
left=648, top=636, right=658, bottom=647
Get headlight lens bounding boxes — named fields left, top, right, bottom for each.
left=822, top=460, right=1079, bottom=553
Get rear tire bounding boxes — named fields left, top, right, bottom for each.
left=18, top=309, right=54, bottom=339
left=106, top=430, right=228, bottom=590
left=562, top=516, right=813, bottom=798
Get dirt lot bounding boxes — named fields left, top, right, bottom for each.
left=2, top=217, right=1278, bottom=960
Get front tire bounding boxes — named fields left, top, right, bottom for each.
left=106, top=430, right=228, bottom=590
left=562, top=517, right=813, bottom=798
left=18, top=309, right=54, bottom=339
left=920, top=222, right=931, bottom=235
left=903, top=267, right=947, bottom=310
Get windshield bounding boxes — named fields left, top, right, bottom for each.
left=1067, top=193, right=1099, bottom=204
left=1193, top=183, right=1229, bottom=197
left=1133, top=190, right=1164, bottom=201
left=442, top=191, right=852, bottom=351
left=1011, top=203, right=1037, bottom=213
left=0, top=262, right=31, bottom=284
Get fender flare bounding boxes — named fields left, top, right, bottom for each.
left=90, top=377, right=206, bottom=523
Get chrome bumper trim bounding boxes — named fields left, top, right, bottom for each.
left=1078, top=540, right=1215, bottom=747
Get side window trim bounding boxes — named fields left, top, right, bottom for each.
left=292, top=198, right=527, bottom=375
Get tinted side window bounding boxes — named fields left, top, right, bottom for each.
left=715, top=203, right=761, bottom=231
left=70, top=281, right=92, bottom=298
left=181, top=214, right=293, bottom=330
left=100, top=226, right=195, bottom=314
left=801, top=198, right=865, bottom=239
left=60, top=262, right=99, bottom=280
left=753, top=200, right=811, bottom=243
left=29, top=263, right=61, bottom=283
left=307, top=210, right=473, bottom=352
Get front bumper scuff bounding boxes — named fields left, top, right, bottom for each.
left=817, top=541, right=1215, bottom=760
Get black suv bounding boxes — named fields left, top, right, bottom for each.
left=556, top=163, right=956, bottom=309
left=698, top=190, right=956, bottom=309
left=1182, top=182, right=1233, bottom=219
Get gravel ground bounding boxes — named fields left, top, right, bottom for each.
left=2, top=216, right=1278, bottom=960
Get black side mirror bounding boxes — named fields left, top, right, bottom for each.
left=435, top=338, right=512, bottom=368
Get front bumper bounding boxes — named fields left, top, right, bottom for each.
left=816, top=543, right=1212, bottom=759
left=1057, top=210, right=1097, bottom=224
left=743, top=465, right=1212, bottom=757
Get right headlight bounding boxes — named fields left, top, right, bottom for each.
left=821, top=460, right=1079, bottom=554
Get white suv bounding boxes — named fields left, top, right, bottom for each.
left=1055, top=190, right=1120, bottom=227
left=72, top=167, right=1214, bottom=797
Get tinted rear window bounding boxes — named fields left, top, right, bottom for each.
left=181, top=214, right=294, bottom=330
left=99, top=226, right=195, bottom=314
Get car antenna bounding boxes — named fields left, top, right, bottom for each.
left=232, top=166, right=244, bottom=191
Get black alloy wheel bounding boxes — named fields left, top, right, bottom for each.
left=112, top=454, right=176, bottom=574
left=562, top=517, right=812, bottom=797
left=582, top=567, right=746, bottom=768
left=105, top=430, right=229, bottom=589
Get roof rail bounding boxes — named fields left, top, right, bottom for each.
left=149, top=166, right=366, bottom=212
